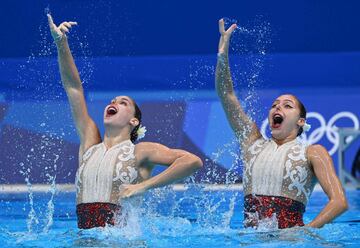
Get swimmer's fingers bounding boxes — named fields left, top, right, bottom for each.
left=119, top=184, right=145, bottom=199
left=47, top=14, right=56, bottom=29
left=47, top=14, right=65, bottom=41
left=218, top=20, right=237, bottom=54
left=219, top=19, right=225, bottom=34
left=47, top=14, right=78, bottom=42
left=227, top=24, right=237, bottom=35
left=219, top=19, right=237, bottom=36
left=59, top=22, right=77, bottom=34
left=120, top=189, right=134, bottom=199
left=59, top=23, right=70, bottom=33
left=63, top=21, right=78, bottom=29
left=120, top=192, right=129, bottom=199
left=119, top=185, right=132, bottom=199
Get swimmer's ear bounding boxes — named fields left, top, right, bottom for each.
left=297, top=117, right=305, bottom=128
left=130, top=118, right=139, bottom=127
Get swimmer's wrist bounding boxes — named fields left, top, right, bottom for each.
left=217, top=52, right=228, bottom=57
left=140, top=180, right=152, bottom=191
left=217, top=52, right=229, bottom=63
left=306, top=222, right=318, bottom=228
left=54, top=34, right=68, bottom=46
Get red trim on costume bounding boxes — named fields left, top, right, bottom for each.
left=244, top=194, right=305, bottom=229
left=76, top=202, right=121, bottom=229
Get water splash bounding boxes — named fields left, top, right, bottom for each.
left=256, top=214, right=279, bottom=231
left=2, top=8, right=78, bottom=237
left=114, top=196, right=144, bottom=238
left=24, top=177, right=40, bottom=233
left=42, top=153, right=59, bottom=233
left=230, top=16, right=271, bottom=122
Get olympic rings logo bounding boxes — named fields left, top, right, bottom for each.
left=260, top=111, right=359, bottom=155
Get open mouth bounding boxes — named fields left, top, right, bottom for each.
left=272, top=114, right=284, bottom=129
left=106, top=106, right=118, bottom=117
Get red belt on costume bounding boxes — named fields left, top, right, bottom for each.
left=244, top=194, right=305, bottom=229
left=76, top=202, right=121, bottom=229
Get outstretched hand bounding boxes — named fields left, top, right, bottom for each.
left=218, top=19, right=237, bottom=55
left=47, top=14, right=77, bottom=42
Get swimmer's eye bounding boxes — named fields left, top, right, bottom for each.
left=284, top=104, right=293, bottom=109
left=271, top=104, right=277, bottom=108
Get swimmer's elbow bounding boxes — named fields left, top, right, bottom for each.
left=190, top=155, right=203, bottom=170
left=339, top=199, right=348, bottom=213
left=179, top=153, right=203, bottom=171
left=333, top=198, right=348, bottom=214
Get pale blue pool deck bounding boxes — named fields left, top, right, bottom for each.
left=0, top=184, right=359, bottom=248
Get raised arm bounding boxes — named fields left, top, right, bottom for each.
left=47, top=14, right=101, bottom=157
left=119, top=142, right=203, bottom=198
left=216, top=19, right=261, bottom=147
left=307, top=145, right=348, bottom=228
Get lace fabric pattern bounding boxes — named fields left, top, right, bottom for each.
left=283, top=144, right=315, bottom=203
left=244, top=137, right=315, bottom=205
left=76, top=140, right=140, bottom=204
left=113, top=142, right=138, bottom=184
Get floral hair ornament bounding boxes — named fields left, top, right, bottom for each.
left=302, top=121, right=311, bottom=132
left=136, top=125, right=147, bottom=140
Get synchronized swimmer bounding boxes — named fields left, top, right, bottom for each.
left=216, top=19, right=348, bottom=229
left=48, top=14, right=202, bottom=229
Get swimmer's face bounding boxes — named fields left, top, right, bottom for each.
left=268, top=94, right=305, bottom=140
left=104, top=96, right=139, bottom=129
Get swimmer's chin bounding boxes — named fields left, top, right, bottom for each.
left=270, top=129, right=289, bottom=141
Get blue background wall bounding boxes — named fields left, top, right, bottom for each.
left=2, top=0, right=360, bottom=57
left=0, top=0, right=359, bottom=184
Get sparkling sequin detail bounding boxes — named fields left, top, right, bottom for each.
left=76, top=202, right=120, bottom=229
left=244, top=194, right=305, bottom=229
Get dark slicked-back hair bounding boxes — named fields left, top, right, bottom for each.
left=292, top=95, right=307, bottom=136
left=129, top=99, right=142, bottom=143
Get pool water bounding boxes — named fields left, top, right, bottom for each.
left=0, top=187, right=359, bottom=247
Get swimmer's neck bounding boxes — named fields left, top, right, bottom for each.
left=103, top=128, right=131, bottom=149
left=271, top=135, right=296, bottom=146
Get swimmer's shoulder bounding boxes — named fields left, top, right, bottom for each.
left=306, top=144, right=329, bottom=166
left=134, top=141, right=161, bottom=151
left=306, top=144, right=327, bottom=155
left=134, top=141, right=162, bottom=163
